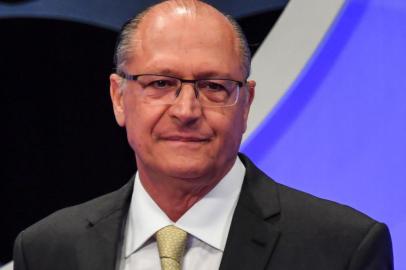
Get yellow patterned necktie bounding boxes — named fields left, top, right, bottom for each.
left=156, top=225, right=188, bottom=270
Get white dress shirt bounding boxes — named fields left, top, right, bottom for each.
left=118, top=157, right=246, bottom=270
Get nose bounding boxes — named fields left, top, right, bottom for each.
left=168, top=83, right=202, bottom=126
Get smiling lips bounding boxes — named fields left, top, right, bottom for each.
left=161, top=135, right=211, bottom=143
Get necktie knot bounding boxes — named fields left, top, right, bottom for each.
left=156, top=225, right=188, bottom=270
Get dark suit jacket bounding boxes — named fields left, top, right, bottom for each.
left=14, top=154, right=393, bottom=270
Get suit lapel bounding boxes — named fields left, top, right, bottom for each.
left=76, top=179, right=134, bottom=270
left=219, top=154, right=281, bottom=270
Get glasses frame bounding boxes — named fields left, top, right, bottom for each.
left=117, top=71, right=246, bottom=107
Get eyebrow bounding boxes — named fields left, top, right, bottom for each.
left=154, top=68, right=178, bottom=77
left=195, top=71, right=233, bottom=79
left=151, top=68, right=233, bottom=79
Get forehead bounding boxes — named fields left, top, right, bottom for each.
left=127, top=6, right=243, bottom=77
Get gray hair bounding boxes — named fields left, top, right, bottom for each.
left=114, top=0, right=251, bottom=79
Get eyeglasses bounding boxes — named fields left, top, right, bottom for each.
left=117, top=71, right=244, bottom=107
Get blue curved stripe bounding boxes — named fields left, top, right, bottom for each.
left=242, top=0, right=368, bottom=161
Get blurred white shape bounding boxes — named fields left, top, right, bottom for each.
left=244, top=0, right=345, bottom=141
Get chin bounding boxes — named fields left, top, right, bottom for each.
left=161, top=156, right=214, bottom=180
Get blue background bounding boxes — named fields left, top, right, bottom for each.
left=243, top=0, right=406, bottom=268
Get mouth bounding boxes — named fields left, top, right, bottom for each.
left=159, top=134, right=212, bottom=144
left=162, top=136, right=211, bottom=143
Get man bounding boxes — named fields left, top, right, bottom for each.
left=13, top=1, right=393, bottom=269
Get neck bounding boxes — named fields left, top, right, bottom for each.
left=137, top=161, right=235, bottom=222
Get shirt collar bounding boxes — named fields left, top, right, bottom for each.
left=125, top=157, right=246, bottom=257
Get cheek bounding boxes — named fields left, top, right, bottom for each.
left=207, top=108, right=246, bottom=150
left=122, top=99, right=164, bottom=154
left=124, top=111, right=145, bottom=155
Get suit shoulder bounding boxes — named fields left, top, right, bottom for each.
left=270, top=182, right=392, bottom=268
left=276, top=182, right=378, bottom=232
left=20, top=180, right=133, bottom=244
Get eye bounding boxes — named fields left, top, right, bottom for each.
left=199, top=81, right=227, bottom=92
left=149, top=79, right=176, bottom=89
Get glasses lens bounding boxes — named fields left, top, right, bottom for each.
left=137, top=75, right=180, bottom=104
left=197, top=80, right=239, bottom=106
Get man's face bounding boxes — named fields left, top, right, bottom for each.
left=110, top=9, right=255, bottom=182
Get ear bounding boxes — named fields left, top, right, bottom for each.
left=242, top=80, right=255, bottom=133
left=110, top=73, right=126, bottom=127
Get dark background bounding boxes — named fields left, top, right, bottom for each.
left=0, top=2, right=285, bottom=264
